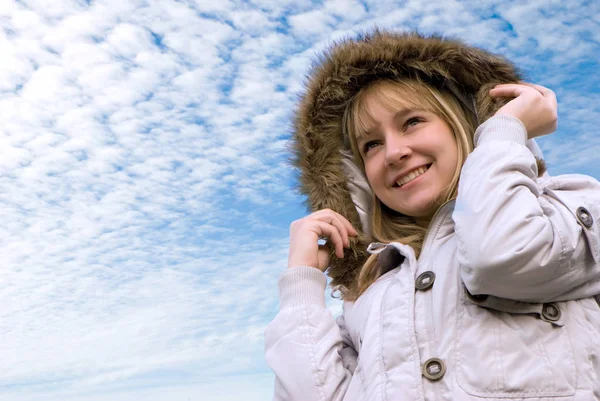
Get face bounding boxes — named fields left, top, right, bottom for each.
left=356, top=93, right=459, bottom=220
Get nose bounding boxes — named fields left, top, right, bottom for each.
left=384, top=135, right=412, bottom=166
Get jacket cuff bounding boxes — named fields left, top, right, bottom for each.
left=278, top=266, right=327, bottom=309
left=474, top=115, right=528, bottom=147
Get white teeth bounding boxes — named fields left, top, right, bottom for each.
left=396, top=166, right=429, bottom=187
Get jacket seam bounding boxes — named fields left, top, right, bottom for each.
left=563, top=308, right=580, bottom=391
left=545, top=200, right=569, bottom=274
left=406, top=268, right=425, bottom=401
left=536, top=337, right=555, bottom=391
left=583, top=194, right=600, bottom=259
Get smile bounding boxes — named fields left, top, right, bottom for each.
left=395, top=165, right=431, bottom=187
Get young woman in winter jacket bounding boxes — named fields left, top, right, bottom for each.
left=266, top=31, right=600, bottom=401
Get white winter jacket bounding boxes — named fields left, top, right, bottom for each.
left=266, top=116, right=600, bottom=400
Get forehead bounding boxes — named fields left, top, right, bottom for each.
left=354, top=84, right=428, bottom=137
left=370, top=80, right=434, bottom=108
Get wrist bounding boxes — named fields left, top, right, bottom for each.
left=278, top=266, right=327, bottom=308
left=474, top=115, right=528, bottom=147
left=287, top=255, right=319, bottom=271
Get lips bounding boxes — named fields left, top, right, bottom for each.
left=394, top=164, right=431, bottom=187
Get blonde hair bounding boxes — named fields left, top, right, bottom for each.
left=343, top=79, right=476, bottom=299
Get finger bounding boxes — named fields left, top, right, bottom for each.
left=317, top=222, right=344, bottom=258
left=519, top=83, right=558, bottom=112
left=330, top=214, right=350, bottom=248
left=518, top=81, right=549, bottom=93
left=489, top=84, right=532, bottom=97
left=489, top=85, right=542, bottom=102
left=319, top=209, right=358, bottom=237
left=314, top=210, right=350, bottom=247
left=536, top=85, right=557, bottom=106
left=314, top=221, right=345, bottom=258
left=491, top=83, right=528, bottom=89
left=335, top=212, right=359, bottom=236
left=329, top=212, right=357, bottom=246
left=520, top=82, right=556, bottom=98
left=491, top=83, right=538, bottom=91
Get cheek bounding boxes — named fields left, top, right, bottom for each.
left=441, top=145, right=460, bottom=184
left=365, top=168, right=390, bottom=203
left=364, top=162, right=381, bottom=188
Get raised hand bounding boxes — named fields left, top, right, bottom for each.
left=288, top=209, right=358, bottom=272
left=490, top=82, right=558, bottom=139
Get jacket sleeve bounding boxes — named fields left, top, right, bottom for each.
left=265, top=266, right=355, bottom=401
left=454, top=115, right=600, bottom=302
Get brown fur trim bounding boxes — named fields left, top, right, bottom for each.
left=292, top=30, right=544, bottom=292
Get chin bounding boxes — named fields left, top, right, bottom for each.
left=383, top=194, right=438, bottom=218
left=403, top=200, right=438, bottom=219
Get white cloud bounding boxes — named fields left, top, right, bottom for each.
left=231, top=9, right=276, bottom=33
left=104, top=23, right=156, bottom=59
left=324, top=0, right=367, bottom=21
left=288, top=9, right=338, bottom=38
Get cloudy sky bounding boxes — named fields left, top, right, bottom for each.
left=0, top=0, right=598, bottom=400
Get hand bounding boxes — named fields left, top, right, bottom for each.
left=288, top=209, right=358, bottom=272
left=490, top=82, right=558, bottom=139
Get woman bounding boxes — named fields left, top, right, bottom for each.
left=266, top=31, right=600, bottom=400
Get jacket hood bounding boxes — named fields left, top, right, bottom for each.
left=291, top=30, right=545, bottom=291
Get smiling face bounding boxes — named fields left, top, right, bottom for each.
left=349, top=81, right=466, bottom=222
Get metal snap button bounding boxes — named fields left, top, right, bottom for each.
left=415, top=271, right=436, bottom=291
left=422, top=358, right=446, bottom=381
left=577, top=207, right=593, bottom=228
left=541, top=303, right=561, bottom=322
left=465, top=287, right=489, bottom=302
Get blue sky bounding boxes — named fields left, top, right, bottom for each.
left=0, top=0, right=599, bottom=400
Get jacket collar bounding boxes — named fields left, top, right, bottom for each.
left=366, top=200, right=457, bottom=275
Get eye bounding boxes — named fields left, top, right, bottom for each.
left=405, top=116, right=423, bottom=128
left=362, top=140, right=381, bottom=154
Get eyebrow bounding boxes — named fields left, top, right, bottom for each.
left=395, top=108, right=417, bottom=120
left=359, top=108, right=418, bottom=139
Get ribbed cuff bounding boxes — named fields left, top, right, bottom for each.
left=278, top=266, right=327, bottom=309
left=474, top=115, right=528, bottom=147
